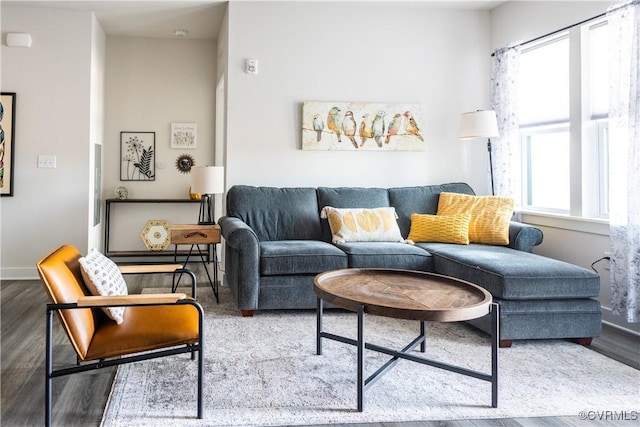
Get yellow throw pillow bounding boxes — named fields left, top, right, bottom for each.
left=437, top=192, right=514, bottom=245
left=320, top=206, right=405, bottom=244
left=407, top=213, right=471, bottom=245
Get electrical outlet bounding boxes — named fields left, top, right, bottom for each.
left=38, top=155, right=56, bottom=168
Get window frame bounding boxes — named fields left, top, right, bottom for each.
left=517, top=22, right=610, bottom=220
left=520, top=122, right=571, bottom=214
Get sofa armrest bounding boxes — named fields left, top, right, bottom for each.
left=219, top=216, right=260, bottom=250
left=508, top=221, right=544, bottom=252
left=218, top=216, right=261, bottom=310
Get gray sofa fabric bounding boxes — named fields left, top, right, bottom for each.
left=336, top=242, right=434, bottom=270
left=468, top=298, right=603, bottom=341
left=219, top=183, right=602, bottom=344
left=226, top=186, right=323, bottom=241
left=421, top=243, right=601, bottom=300
left=260, top=240, right=347, bottom=275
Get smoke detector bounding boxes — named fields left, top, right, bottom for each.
left=173, top=29, right=188, bottom=38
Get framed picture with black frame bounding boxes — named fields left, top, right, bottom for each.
left=1, top=92, right=16, bottom=196
left=120, top=131, right=155, bottom=181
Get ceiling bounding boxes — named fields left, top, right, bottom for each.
left=3, top=1, right=505, bottom=40
left=4, top=1, right=228, bottom=40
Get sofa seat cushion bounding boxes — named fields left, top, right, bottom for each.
left=260, top=240, right=347, bottom=275
left=420, top=243, right=600, bottom=300
left=336, top=242, right=434, bottom=271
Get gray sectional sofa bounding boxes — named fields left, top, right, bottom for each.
left=218, top=183, right=602, bottom=347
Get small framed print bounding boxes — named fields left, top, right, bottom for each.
left=120, top=131, right=155, bottom=181
left=171, top=122, right=197, bottom=149
left=1, top=92, right=16, bottom=196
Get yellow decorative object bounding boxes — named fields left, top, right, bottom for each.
left=407, top=213, right=471, bottom=245
left=320, top=206, right=405, bottom=244
left=436, top=192, right=514, bottom=245
left=140, top=219, right=171, bottom=251
left=189, top=186, right=202, bottom=201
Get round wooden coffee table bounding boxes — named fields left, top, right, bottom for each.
left=314, top=268, right=499, bottom=411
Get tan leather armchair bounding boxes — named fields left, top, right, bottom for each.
left=37, top=244, right=204, bottom=426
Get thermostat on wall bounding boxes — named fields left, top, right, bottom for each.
left=6, top=33, right=32, bottom=48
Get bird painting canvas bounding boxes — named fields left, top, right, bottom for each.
left=302, top=101, right=426, bottom=151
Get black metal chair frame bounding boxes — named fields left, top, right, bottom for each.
left=171, top=268, right=198, bottom=297
left=118, top=266, right=198, bottom=298
left=45, top=298, right=204, bottom=427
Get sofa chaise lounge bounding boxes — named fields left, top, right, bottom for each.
left=218, top=183, right=602, bottom=347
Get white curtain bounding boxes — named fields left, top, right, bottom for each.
left=490, top=45, right=522, bottom=204
left=608, top=0, right=640, bottom=323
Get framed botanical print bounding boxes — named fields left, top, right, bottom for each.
left=120, top=131, right=155, bottom=181
left=1, top=92, right=16, bottom=196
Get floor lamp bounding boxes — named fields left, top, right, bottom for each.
left=190, top=166, right=225, bottom=225
left=460, top=110, right=500, bottom=195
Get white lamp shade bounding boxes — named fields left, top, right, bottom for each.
left=460, top=110, right=499, bottom=139
left=191, top=166, right=224, bottom=195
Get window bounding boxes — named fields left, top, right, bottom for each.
left=522, top=125, right=570, bottom=211
left=588, top=22, right=609, bottom=119
left=519, top=35, right=570, bottom=213
left=597, top=121, right=610, bottom=216
left=518, top=21, right=610, bottom=219
left=588, top=22, right=610, bottom=217
left=520, top=36, right=570, bottom=126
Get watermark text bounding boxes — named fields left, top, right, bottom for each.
left=578, top=410, right=638, bottom=421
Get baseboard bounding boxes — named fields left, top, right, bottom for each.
left=0, top=267, right=39, bottom=280
left=592, top=322, right=640, bottom=370
left=601, top=306, right=640, bottom=335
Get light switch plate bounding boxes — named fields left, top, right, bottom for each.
left=245, top=58, right=258, bottom=74
left=38, top=155, right=56, bottom=168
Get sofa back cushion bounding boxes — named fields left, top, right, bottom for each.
left=317, top=187, right=390, bottom=243
left=226, top=185, right=322, bottom=241
left=388, top=183, right=476, bottom=237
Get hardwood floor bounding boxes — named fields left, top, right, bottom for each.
left=1, top=277, right=638, bottom=427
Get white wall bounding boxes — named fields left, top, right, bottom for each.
left=491, top=1, right=638, bottom=334
left=491, top=1, right=614, bottom=50
left=0, top=6, right=95, bottom=278
left=225, top=1, right=492, bottom=191
left=0, top=7, right=218, bottom=276
left=89, top=13, right=106, bottom=249
left=216, top=7, right=229, bottom=220
left=104, top=37, right=217, bottom=253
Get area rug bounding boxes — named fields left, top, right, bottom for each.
left=102, top=286, right=639, bottom=426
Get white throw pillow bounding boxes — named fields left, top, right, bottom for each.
left=79, top=249, right=128, bottom=324
left=321, top=206, right=405, bottom=244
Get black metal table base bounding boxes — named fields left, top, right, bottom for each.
left=174, top=244, right=219, bottom=303
left=316, top=299, right=499, bottom=411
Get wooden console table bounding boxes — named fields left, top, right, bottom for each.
left=104, top=198, right=202, bottom=259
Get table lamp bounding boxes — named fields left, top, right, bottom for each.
left=190, top=166, right=224, bottom=224
left=460, top=110, right=499, bottom=195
